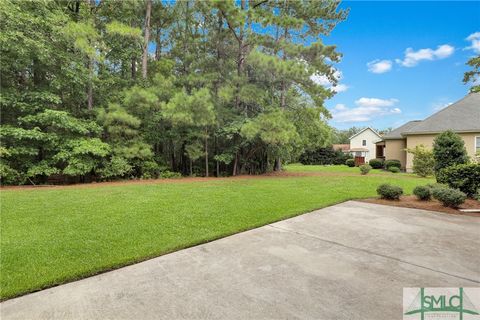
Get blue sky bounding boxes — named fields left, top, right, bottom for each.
left=322, top=1, right=480, bottom=130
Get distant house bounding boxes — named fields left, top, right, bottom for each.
left=376, top=93, right=480, bottom=172
left=349, top=127, right=382, bottom=164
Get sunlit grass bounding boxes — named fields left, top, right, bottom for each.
left=0, top=167, right=433, bottom=299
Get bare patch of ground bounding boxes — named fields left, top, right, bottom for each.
left=362, top=195, right=480, bottom=217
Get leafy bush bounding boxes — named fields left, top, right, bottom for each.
left=437, top=163, right=480, bottom=197
left=141, top=161, right=161, bottom=178
left=159, top=170, right=182, bottom=179
left=299, top=147, right=351, bottom=165
left=413, top=185, right=431, bottom=201
left=429, top=183, right=448, bottom=199
left=406, top=145, right=434, bottom=177
left=389, top=166, right=400, bottom=173
left=99, top=156, right=132, bottom=179
left=359, top=164, right=372, bottom=175
left=433, top=130, right=468, bottom=174
left=345, top=159, right=355, bottom=167
left=369, top=158, right=384, bottom=169
left=377, top=184, right=403, bottom=200
left=384, top=159, right=401, bottom=170
left=432, top=187, right=466, bottom=208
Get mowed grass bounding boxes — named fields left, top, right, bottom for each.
left=285, top=163, right=411, bottom=175
left=0, top=166, right=433, bottom=299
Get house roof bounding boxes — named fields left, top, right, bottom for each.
left=349, top=127, right=382, bottom=140
left=349, top=147, right=369, bottom=152
left=332, top=144, right=350, bottom=152
left=380, top=93, right=480, bottom=140
left=404, top=93, right=480, bottom=135
left=382, top=120, right=422, bottom=140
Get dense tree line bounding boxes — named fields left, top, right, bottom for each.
left=0, top=0, right=348, bottom=184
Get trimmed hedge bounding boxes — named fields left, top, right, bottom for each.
left=436, top=163, right=480, bottom=197
left=369, top=158, right=384, bottom=169
left=359, top=164, right=372, bottom=175
left=384, top=159, right=401, bottom=169
left=432, top=187, right=466, bottom=208
left=345, top=159, right=355, bottom=167
left=413, top=185, right=431, bottom=201
left=389, top=166, right=400, bottom=173
left=377, top=184, right=403, bottom=200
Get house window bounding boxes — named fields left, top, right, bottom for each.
left=362, top=139, right=366, bottom=146
left=476, top=136, right=480, bottom=153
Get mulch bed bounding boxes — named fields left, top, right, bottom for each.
left=362, top=195, right=480, bottom=217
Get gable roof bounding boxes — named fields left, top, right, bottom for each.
left=382, top=120, right=422, bottom=140
left=349, top=127, right=382, bottom=140
left=404, top=93, right=480, bottom=135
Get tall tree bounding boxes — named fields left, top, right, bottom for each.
left=142, top=0, right=152, bottom=79
left=464, top=56, right=480, bottom=93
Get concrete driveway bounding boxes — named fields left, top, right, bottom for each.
left=1, top=201, right=479, bottom=319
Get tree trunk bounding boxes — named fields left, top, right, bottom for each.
left=274, top=158, right=282, bottom=171
left=190, top=159, right=193, bottom=176
left=87, top=57, right=93, bottom=110
left=232, top=152, right=238, bottom=176
left=155, top=29, right=162, bottom=60
left=142, top=0, right=152, bottom=79
left=131, top=57, right=136, bottom=79
left=204, top=130, right=209, bottom=177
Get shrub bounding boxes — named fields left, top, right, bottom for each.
left=99, top=156, right=132, bottom=179
left=429, top=183, right=448, bottom=199
left=384, top=159, right=401, bottom=170
left=389, top=166, right=400, bottom=173
left=369, top=158, right=384, bottom=169
left=299, top=147, right=351, bottom=165
left=433, top=130, right=468, bottom=174
left=359, top=164, right=372, bottom=175
left=377, top=184, right=403, bottom=200
left=141, top=161, right=161, bottom=179
left=432, top=187, right=466, bottom=208
left=159, top=170, right=182, bottom=179
left=406, top=145, right=434, bottom=177
left=345, top=159, right=355, bottom=167
left=413, top=186, right=431, bottom=201
left=436, top=163, right=480, bottom=197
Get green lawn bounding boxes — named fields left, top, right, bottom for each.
left=285, top=163, right=412, bottom=175
left=0, top=165, right=433, bottom=299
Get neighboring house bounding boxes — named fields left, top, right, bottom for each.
left=376, top=92, right=480, bottom=172
left=349, top=127, right=382, bottom=164
left=332, top=144, right=350, bottom=154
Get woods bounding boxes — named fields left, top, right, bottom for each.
left=0, top=0, right=348, bottom=184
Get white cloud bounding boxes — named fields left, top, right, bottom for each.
left=331, top=98, right=401, bottom=123
left=367, top=59, right=392, bottom=74
left=310, top=69, right=349, bottom=93
left=355, top=97, right=398, bottom=108
left=465, top=32, right=480, bottom=54
left=395, top=44, right=455, bottom=67
left=332, top=83, right=349, bottom=93
left=310, top=74, right=330, bottom=86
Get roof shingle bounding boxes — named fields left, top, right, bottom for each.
left=404, top=93, right=480, bottom=135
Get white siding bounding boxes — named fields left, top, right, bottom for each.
left=349, top=128, right=381, bottom=163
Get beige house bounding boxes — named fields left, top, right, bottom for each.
left=376, top=93, right=480, bottom=172
left=349, top=127, right=382, bottom=164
